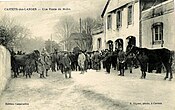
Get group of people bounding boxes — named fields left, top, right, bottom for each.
left=45, top=47, right=143, bottom=78
left=11, top=46, right=149, bottom=79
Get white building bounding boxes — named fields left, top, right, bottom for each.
left=141, top=0, right=175, bottom=51
left=92, top=28, right=105, bottom=51
left=101, top=0, right=140, bottom=51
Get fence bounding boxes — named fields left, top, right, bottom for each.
left=0, top=45, right=11, bottom=95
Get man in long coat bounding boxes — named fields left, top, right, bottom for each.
left=63, top=53, right=72, bottom=78
left=36, top=57, right=46, bottom=78
left=92, top=51, right=101, bottom=71
left=138, top=51, right=148, bottom=79
left=41, top=48, right=51, bottom=76
left=118, top=47, right=126, bottom=76
left=78, top=51, right=86, bottom=74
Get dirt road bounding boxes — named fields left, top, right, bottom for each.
left=0, top=69, right=174, bottom=110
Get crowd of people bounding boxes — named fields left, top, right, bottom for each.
left=32, top=47, right=144, bottom=79
left=10, top=46, right=151, bottom=79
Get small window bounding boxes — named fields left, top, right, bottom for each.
left=97, top=38, right=102, bottom=50
left=107, top=15, right=112, bottom=29
left=152, top=22, right=163, bottom=45
left=116, top=10, right=122, bottom=28
left=128, top=5, right=133, bottom=25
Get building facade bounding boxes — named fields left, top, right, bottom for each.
left=141, top=0, right=175, bottom=50
left=92, top=28, right=105, bottom=51
left=102, top=0, right=140, bottom=51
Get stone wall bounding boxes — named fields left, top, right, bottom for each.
left=0, top=45, right=11, bottom=95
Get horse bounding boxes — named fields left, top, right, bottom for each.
left=11, top=50, right=40, bottom=78
left=126, top=45, right=173, bottom=81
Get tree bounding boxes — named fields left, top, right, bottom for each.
left=54, top=16, right=79, bottom=42
left=54, top=15, right=103, bottom=51
left=80, top=16, right=103, bottom=50
left=45, top=39, right=61, bottom=53
left=0, top=16, right=31, bottom=51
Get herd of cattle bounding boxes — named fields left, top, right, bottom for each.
left=9, top=45, right=175, bottom=81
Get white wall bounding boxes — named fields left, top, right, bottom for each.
left=142, top=1, right=175, bottom=51
left=92, top=33, right=105, bottom=51
left=104, top=1, right=140, bottom=51
left=0, top=45, right=11, bottom=95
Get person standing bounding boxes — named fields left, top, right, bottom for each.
left=104, top=50, right=112, bottom=74
left=78, top=50, right=86, bottom=74
left=36, top=57, right=46, bottom=78
left=44, top=55, right=51, bottom=76
left=59, top=52, right=65, bottom=74
left=92, top=51, right=101, bottom=71
left=118, top=47, right=126, bottom=76
left=126, top=53, right=134, bottom=73
left=63, top=53, right=72, bottom=79
left=84, top=51, right=89, bottom=72
left=41, top=48, right=51, bottom=76
left=138, top=51, right=148, bottom=79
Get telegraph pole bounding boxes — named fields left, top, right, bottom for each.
left=50, top=34, right=53, bottom=53
left=80, top=18, right=82, bottom=33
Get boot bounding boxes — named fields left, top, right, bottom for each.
left=40, top=74, right=42, bottom=78
left=143, top=72, right=146, bottom=79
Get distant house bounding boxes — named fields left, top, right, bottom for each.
left=141, top=0, right=175, bottom=50
left=66, top=32, right=92, bottom=51
left=92, top=27, right=105, bottom=51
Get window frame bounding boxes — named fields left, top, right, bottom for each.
left=116, top=10, right=122, bottom=29
left=97, top=38, right=102, bottom=50
left=127, top=5, right=133, bottom=25
left=152, top=22, right=164, bottom=46
left=107, top=14, right=112, bottom=30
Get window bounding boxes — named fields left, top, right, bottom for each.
left=152, top=22, right=163, bottom=45
left=116, top=10, right=122, bottom=28
left=128, top=5, right=133, bottom=25
left=97, top=38, right=102, bottom=50
left=107, top=15, right=112, bottom=29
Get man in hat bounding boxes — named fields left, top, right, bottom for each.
left=118, top=47, right=126, bottom=76
left=78, top=50, right=86, bottom=74
left=63, top=53, right=72, bottom=78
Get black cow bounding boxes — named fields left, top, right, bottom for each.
left=127, top=45, right=173, bottom=81
left=11, top=50, right=40, bottom=78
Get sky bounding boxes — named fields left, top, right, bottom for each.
left=0, top=0, right=107, bottom=41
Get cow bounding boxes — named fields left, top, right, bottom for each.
left=126, top=45, right=173, bottom=81
left=11, top=50, right=40, bottom=78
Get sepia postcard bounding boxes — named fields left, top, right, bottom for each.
left=0, top=0, right=175, bottom=110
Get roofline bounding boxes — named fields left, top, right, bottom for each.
left=142, top=0, right=174, bottom=13
left=108, top=0, right=138, bottom=14
left=101, top=0, right=111, bottom=18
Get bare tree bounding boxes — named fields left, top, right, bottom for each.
left=53, top=15, right=103, bottom=51
left=0, top=16, right=31, bottom=51
left=80, top=16, right=103, bottom=51
left=54, top=16, right=79, bottom=42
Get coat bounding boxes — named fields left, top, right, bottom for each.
left=92, top=53, right=101, bottom=63
left=78, top=53, right=86, bottom=68
left=118, top=50, right=126, bottom=63
left=36, top=58, right=45, bottom=74
left=42, top=55, right=51, bottom=70
left=63, top=55, right=71, bottom=72
left=126, top=53, right=134, bottom=67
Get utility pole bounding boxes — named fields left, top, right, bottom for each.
left=80, top=18, right=82, bottom=33
left=50, top=34, right=53, bottom=53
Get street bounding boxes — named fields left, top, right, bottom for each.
left=0, top=68, right=175, bottom=110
